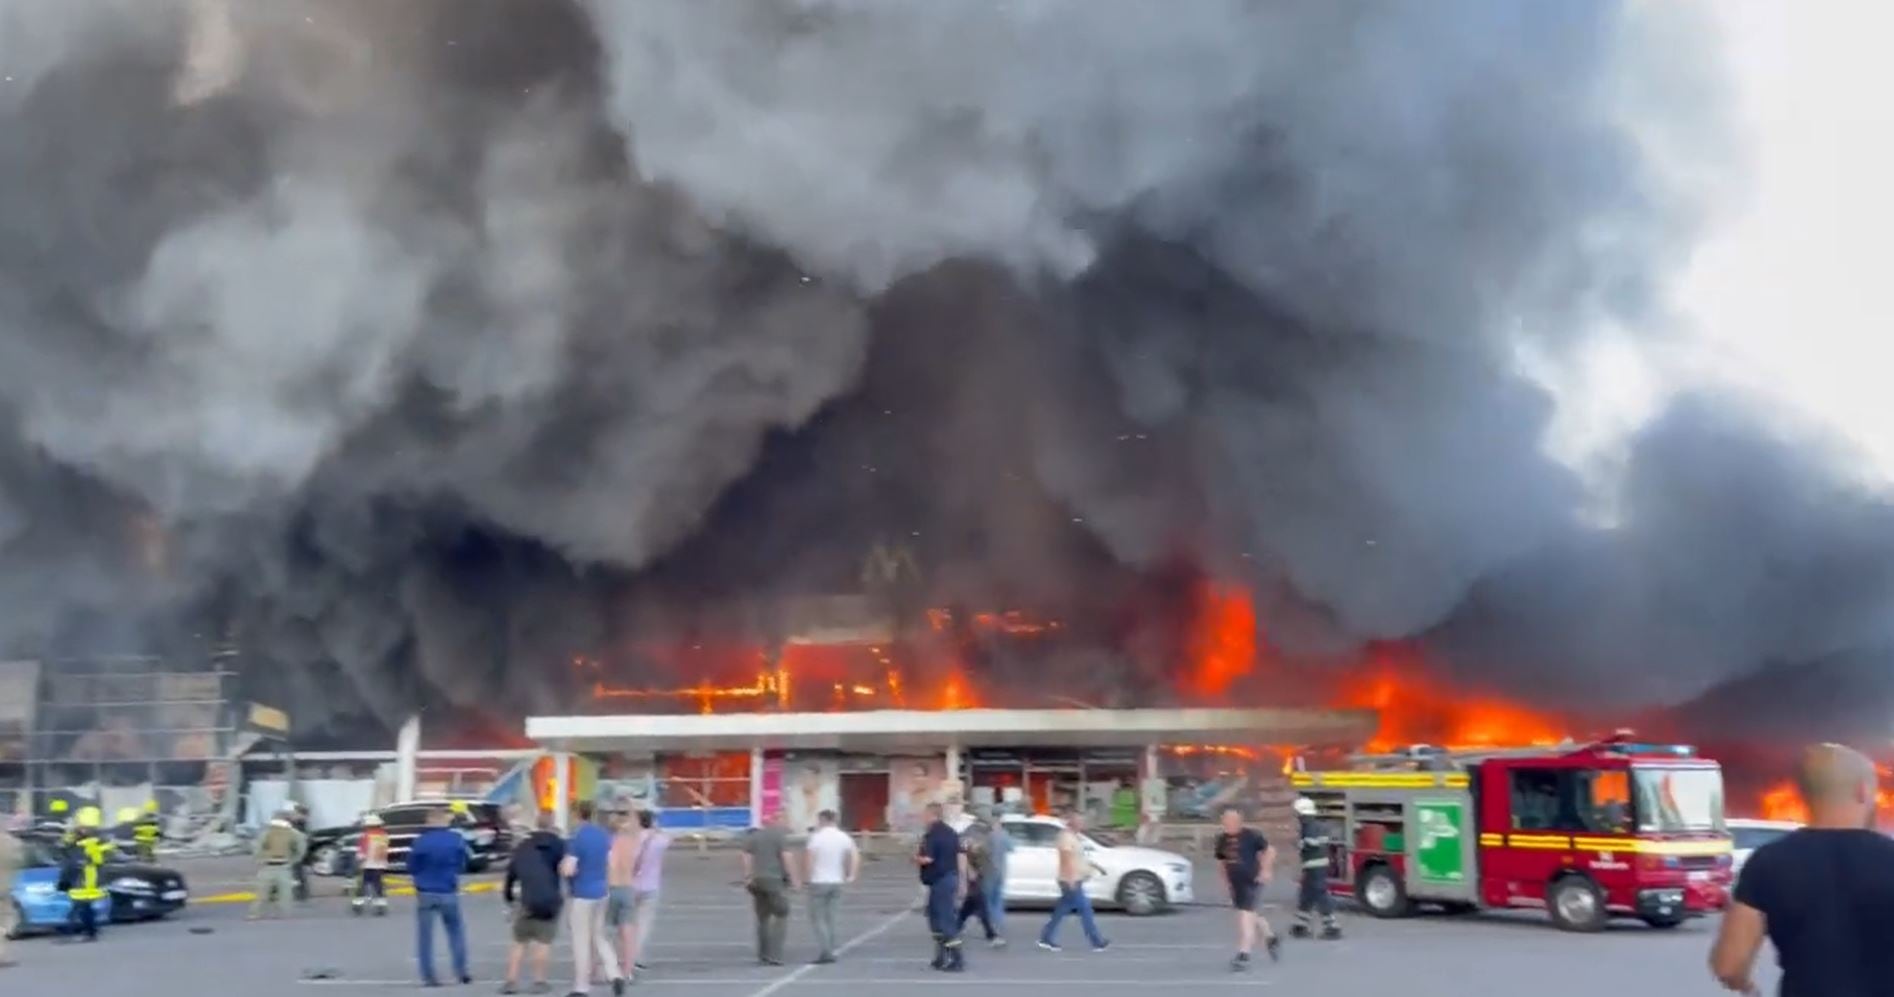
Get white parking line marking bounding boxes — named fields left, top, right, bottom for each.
left=747, top=903, right=919, bottom=997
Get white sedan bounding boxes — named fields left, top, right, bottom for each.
left=994, top=816, right=1194, bottom=916
left=1727, top=818, right=1800, bottom=877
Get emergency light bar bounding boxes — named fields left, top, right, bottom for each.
left=1591, top=730, right=1695, bottom=757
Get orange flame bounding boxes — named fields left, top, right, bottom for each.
left=1177, top=582, right=1568, bottom=750
left=1187, top=581, right=1258, bottom=698
left=926, top=607, right=1062, bottom=637
left=1338, top=652, right=1569, bottom=751
left=937, top=671, right=975, bottom=711
left=593, top=666, right=790, bottom=714
left=1754, top=765, right=1894, bottom=822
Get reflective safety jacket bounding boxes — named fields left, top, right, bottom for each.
left=358, top=829, right=391, bottom=870
left=1297, top=815, right=1331, bottom=870
left=67, top=836, right=113, bottom=901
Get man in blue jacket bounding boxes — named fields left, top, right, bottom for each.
left=408, top=808, right=472, bottom=987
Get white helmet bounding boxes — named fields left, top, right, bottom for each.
left=1291, top=796, right=1318, bottom=817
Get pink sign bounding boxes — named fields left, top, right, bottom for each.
left=760, top=755, right=784, bottom=820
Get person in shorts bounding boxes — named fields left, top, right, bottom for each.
left=604, top=807, right=643, bottom=980
left=1213, top=805, right=1279, bottom=971
left=503, top=811, right=567, bottom=995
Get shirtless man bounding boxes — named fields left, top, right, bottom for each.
left=605, top=808, right=644, bottom=983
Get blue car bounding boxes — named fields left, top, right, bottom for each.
left=8, top=836, right=114, bottom=938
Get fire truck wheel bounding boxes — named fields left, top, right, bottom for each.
left=1358, top=864, right=1412, bottom=918
left=1548, top=875, right=1608, bottom=932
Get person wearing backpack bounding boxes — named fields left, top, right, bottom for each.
left=502, top=811, right=567, bottom=995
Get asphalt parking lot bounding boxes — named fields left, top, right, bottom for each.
left=4, top=851, right=1773, bottom=996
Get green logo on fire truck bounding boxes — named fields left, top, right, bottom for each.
left=1414, top=799, right=1466, bottom=883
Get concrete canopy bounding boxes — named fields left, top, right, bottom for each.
left=525, top=707, right=1377, bottom=753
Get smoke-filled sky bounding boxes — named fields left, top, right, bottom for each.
left=0, top=0, right=1886, bottom=734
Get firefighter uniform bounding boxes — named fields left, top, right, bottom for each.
left=65, top=812, right=112, bottom=942
left=250, top=812, right=306, bottom=920
left=1292, top=799, right=1341, bottom=939
left=114, top=807, right=141, bottom=854
left=352, top=814, right=390, bottom=916
left=41, top=798, right=72, bottom=842
left=134, top=801, right=161, bottom=863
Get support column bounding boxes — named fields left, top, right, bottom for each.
left=1139, top=744, right=1163, bottom=845
left=942, top=742, right=964, bottom=822
left=394, top=714, right=422, bottom=802
left=749, top=747, right=765, bottom=827
left=551, top=751, right=570, bottom=831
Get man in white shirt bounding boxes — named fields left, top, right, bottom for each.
left=803, top=810, right=860, bottom=964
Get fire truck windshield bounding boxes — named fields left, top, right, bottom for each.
left=1633, top=766, right=1726, bottom=833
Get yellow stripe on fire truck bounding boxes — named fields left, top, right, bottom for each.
left=1478, top=833, right=1505, bottom=847
left=1289, top=772, right=1470, bottom=789
left=1505, top=834, right=1574, bottom=849
left=1498, top=836, right=1733, bottom=855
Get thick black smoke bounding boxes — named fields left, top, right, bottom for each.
left=2, top=0, right=1867, bottom=738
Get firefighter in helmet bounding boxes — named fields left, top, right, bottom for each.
left=285, top=801, right=312, bottom=902
left=134, top=800, right=161, bottom=863
left=39, top=797, right=72, bottom=839
left=1290, top=797, right=1341, bottom=940
left=63, top=807, right=112, bottom=941
left=351, top=813, right=391, bottom=916
left=114, top=806, right=141, bottom=852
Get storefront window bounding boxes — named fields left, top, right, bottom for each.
left=659, top=752, right=751, bottom=808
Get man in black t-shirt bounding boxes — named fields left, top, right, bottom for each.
left=1212, top=806, right=1279, bottom=972
left=1711, top=743, right=1894, bottom=996
left=915, top=803, right=968, bottom=972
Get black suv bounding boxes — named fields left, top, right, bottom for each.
left=304, top=800, right=512, bottom=877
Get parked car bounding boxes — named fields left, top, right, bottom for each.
left=997, top=815, right=1194, bottom=916
left=304, top=800, right=512, bottom=877
left=7, top=831, right=189, bottom=937
left=13, top=830, right=190, bottom=926
left=7, top=834, right=112, bottom=938
left=1728, top=818, right=1800, bottom=877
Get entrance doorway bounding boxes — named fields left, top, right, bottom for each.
left=1026, top=766, right=1081, bottom=816
left=839, top=771, right=889, bottom=832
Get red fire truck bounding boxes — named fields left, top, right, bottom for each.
left=1288, top=732, right=1732, bottom=931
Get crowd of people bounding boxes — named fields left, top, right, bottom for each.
left=24, top=750, right=1894, bottom=994
left=0, top=790, right=1330, bottom=985
left=731, top=799, right=1321, bottom=975
left=232, top=798, right=672, bottom=994
left=497, top=801, right=671, bottom=995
